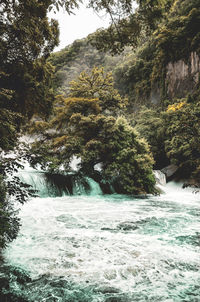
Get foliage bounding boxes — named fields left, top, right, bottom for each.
left=68, top=67, right=127, bottom=113
left=135, top=97, right=200, bottom=180
left=89, top=15, right=141, bottom=55
left=0, top=0, right=89, bottom=251
left=0, top=156, right=37, bottom=249
left=89, top=0, right=174, bottom=54
left=167, top=101, right=186, bottom=112
left=114, top=42, right=156, bottom=104
left=0, top=175, right=20, bottom=250
left=0, top=109, right=22, bottom=151
left=0, top=0, right=62, bottom=251
left=79, top=116, right=156, bottom=195
left=29, top=68, right=155, bottom=195
left=49, top=0, right=200, bottom=109
left=48, top=37, right=127, bottom=96
left=31, top=115, right=156, bottom=195
left=0, top=0, right=59, bottom=119
left=164, top=99, right=200, bottom=178
left=150, top=0, right=200, bottom=89
left=87, top=0, right=200, bottom=108
left=51, top=96, right=101, bottom=129
left=155, top=0, right=200, bottom=63
left=134, top=106, right=169, bottom=169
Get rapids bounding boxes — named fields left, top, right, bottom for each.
left=1, top=172, right=200, bottom=301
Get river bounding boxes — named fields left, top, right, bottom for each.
left=0, top=174, right=200, bottom=301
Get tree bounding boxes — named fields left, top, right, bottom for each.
left=77, top=115, right=156, bottom=195
left=0, top=0, right=60, bottom=250
left=1, top=0, right=170, bottom=249
left=89, top=0, right=174, bottom=54
left=69, top=66, right=127, bottom=113
left=29, top=68, right=155, bottom=195
left=164, top=100, right=200, bottom=179
left=0, top=0, right=60, bottom=119
left=134, top=97, right=200, bottom=182
left=135, top=106, right=169, bottom=169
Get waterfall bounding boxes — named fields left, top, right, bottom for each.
left=2, top=179, right=200, bottom=302
left=18, top=169, right=102, bottom=197
left=154, top=170, right=166, bottom=186
left=86, top=177, right=102, bottom=195
left=18, top=170, right=54, bottom=197
left=18, top=167, right=168, bottom=197
left=153, top=170, right=166, bottom=193
left=2, top=162, right=200, bottom=301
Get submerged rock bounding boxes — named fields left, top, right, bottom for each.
left=95, top=286, right=120, bottom=294
left=105, top=296, right=131, bottom=302
left=117, top=222, right=138, bottom=231
left=183, top=179, right=200, bottom=192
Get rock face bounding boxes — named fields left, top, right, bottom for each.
left=149, top=52, right=200, bottom=104
left=161, top=164, right=178, bottom=179
left=166, top=52, right=200, bottom=99
left=183, top=179, right=200, bottom=189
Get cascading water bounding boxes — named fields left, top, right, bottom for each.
left=1, top=169, right=200, bottom=301
left=17, top=167, right=102, bottom=197
left=153, top=170, right=167, bottom=194
left=153, top=170, right=166, bottom=186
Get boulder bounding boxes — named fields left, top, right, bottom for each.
left=161, top=164, right=178, bottom=179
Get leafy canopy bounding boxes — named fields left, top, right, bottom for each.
left=69, top=67, right=127, bottom=113
left=29, top=67, right=155, bottom=195
left=0, top=0, right=59, bottom=249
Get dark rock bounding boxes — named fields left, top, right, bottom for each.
left=96, top=286, right=120, bottom=294
left=101, top=227, right=116, bottom=231
left=117, top=222, right=138, bottom=231
left=161, top=164, right=178, bottom=179
left=183, top=179, right=200, bottom=188
left=183, top=179, right=200, bottom=193
left=105, top=296, right=130, bottom=302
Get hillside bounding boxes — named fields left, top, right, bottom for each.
left=50, top=0, right=200, bottom=109
left=48, top=0, right=200, bottom=185
left=49, top=38, right=129, bottom=95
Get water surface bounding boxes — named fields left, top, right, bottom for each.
left=1, top=182, right=200, bottom=301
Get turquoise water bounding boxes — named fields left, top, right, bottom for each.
left=1, top=182, right=200, bottom=301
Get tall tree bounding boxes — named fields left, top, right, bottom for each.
left=28, top=67, right=156, bottom=195
left=89, top=0, right=174, bottom=54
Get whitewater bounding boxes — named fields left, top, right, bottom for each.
left=1, top=171, right=200, bottom=301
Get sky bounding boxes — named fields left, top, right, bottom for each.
left=49, top=4, right=111, bottom=52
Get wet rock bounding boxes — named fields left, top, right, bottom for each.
left=101, top=227, right=116, bottom=231
left=105, top=296, right=130, bottom=302
left=117, top=222, right=138, bottom=231
left=96, top=286, right=120, bottom=294
left=161, top=164, right=178, bottom=179
left=183, top=179, right=200, bottom=192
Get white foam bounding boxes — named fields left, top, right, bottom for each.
left=4, top=189, right=200, bottom=295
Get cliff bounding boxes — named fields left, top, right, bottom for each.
left=166, top=52, right=200, bottom=99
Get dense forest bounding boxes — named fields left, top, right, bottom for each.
left=1, top=0, right=200, bottom=252
left=49, top=0, right=200, bottom=182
